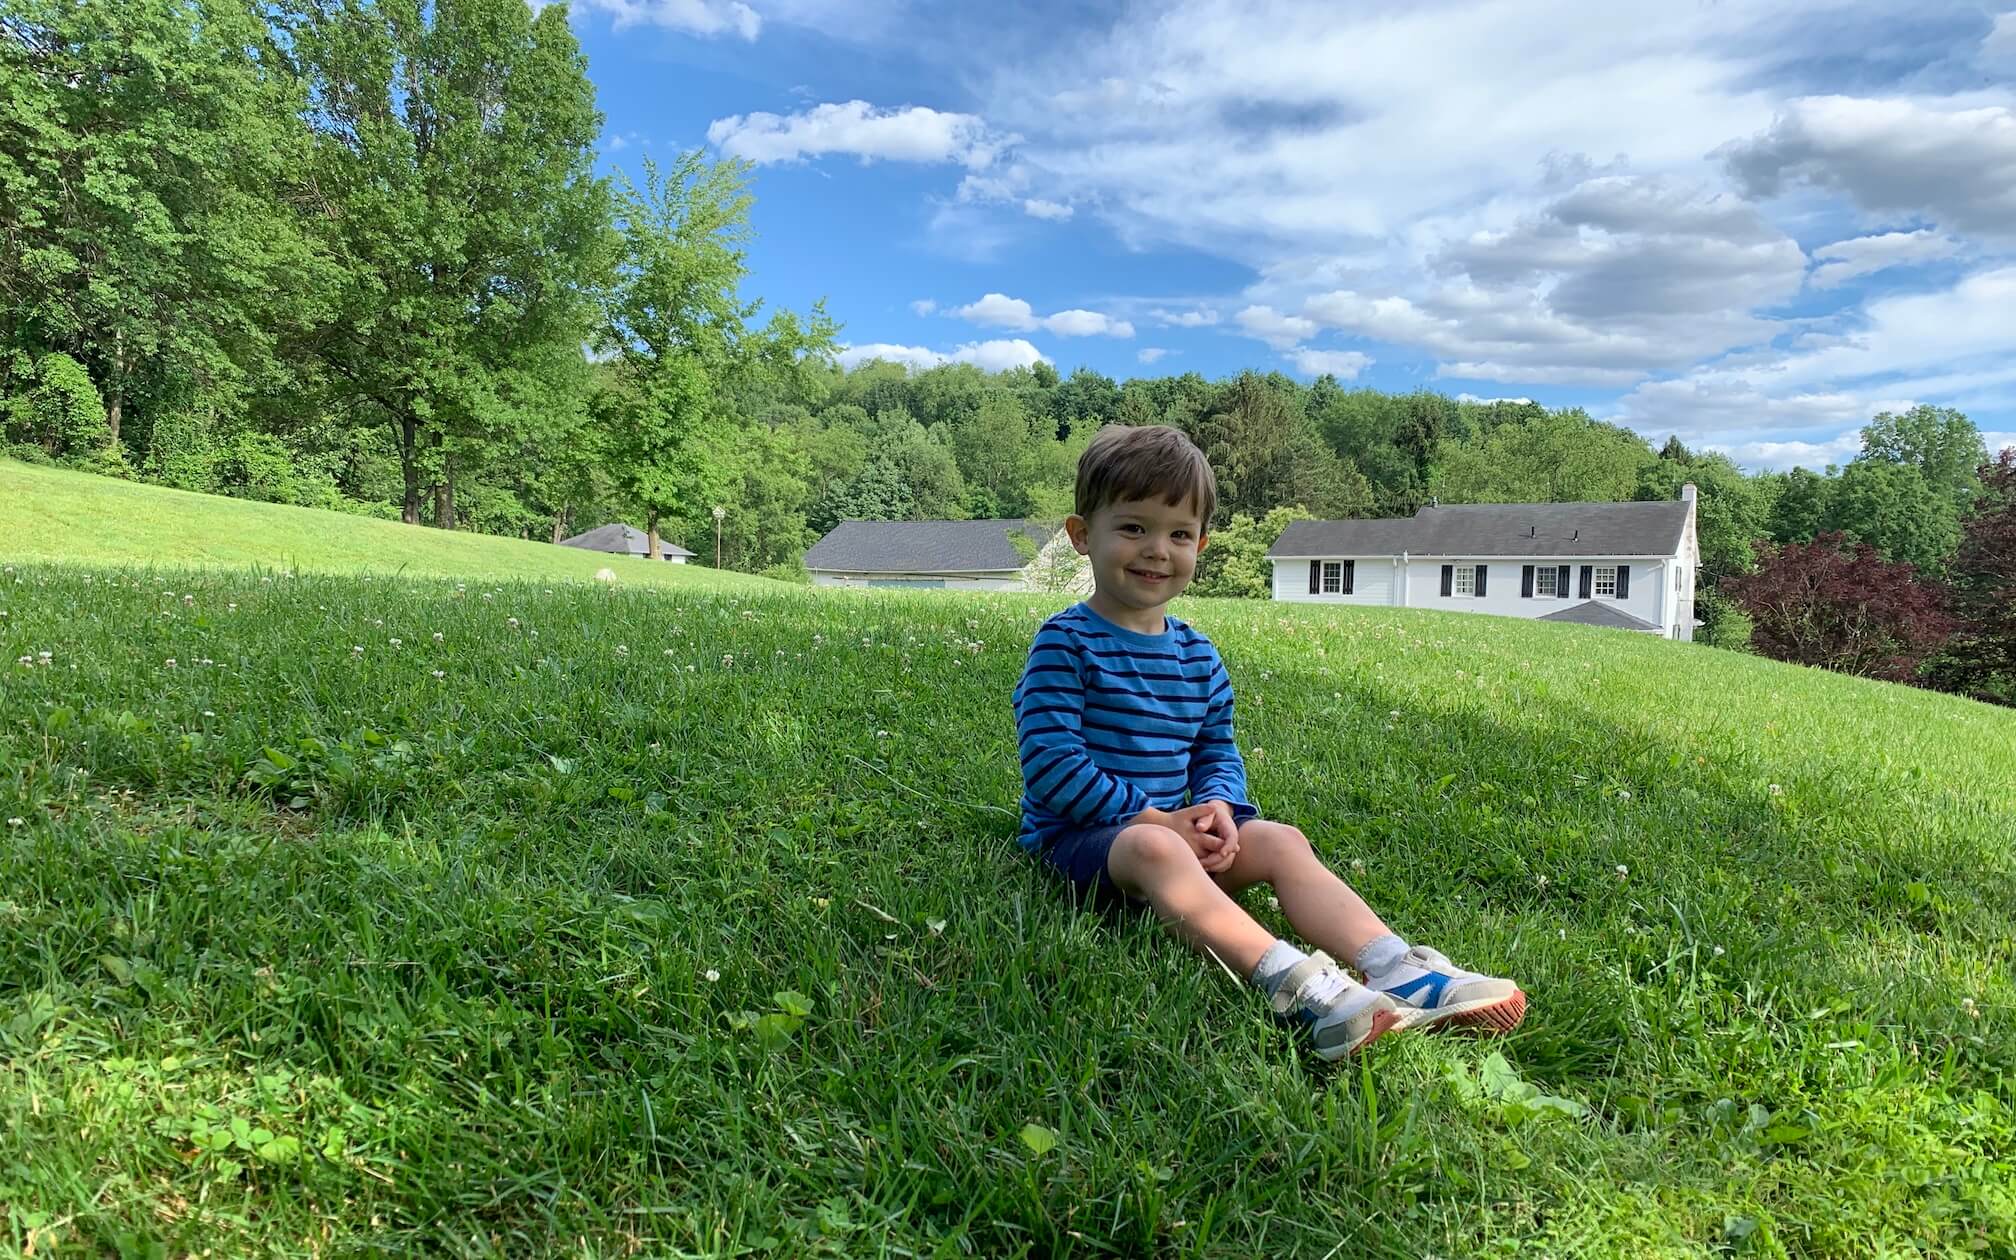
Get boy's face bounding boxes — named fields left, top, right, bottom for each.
left=1067, top=494, right=1209, bottom=616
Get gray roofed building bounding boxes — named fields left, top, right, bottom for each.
left=1269, top=500, right=1689, bottom=559
left=1266, top=485, right=1701, bottom=641
left=1538, top=601, right=1663, bottom=633
left=558, top=523, right=696, bottom=561
left=804, top=518, right=1085, bottom=591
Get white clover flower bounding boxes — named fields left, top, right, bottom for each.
left=433, top=632, right=445, bottom=642
left=227, top=603, right=236, bottom=611
left=704, top=969, right=721, bottom=982
left=721, top=654, right=733, bottom=667
left=15, top=656, right=30, bottom=667
left=182, top=595, right=194, bottom=606
left=614, top=644, right=628, bottom=656
left=351, top=645, right=364, bottom=655
left=1712, top=945, right=1725, bottom=956
left=5, top=818, right=22, bottom=827
left=1350, top=858, right=1366, bottom=873
left=431, top=669, right=445, bottom=679
left=1536, top=875, right=1549, bottom=889
left=202, top=710, right=216, bottom=718
left=1768, top=784, right=1783, bottom=796
left=1615, top=864, right=1629, bottom=879
left=1962, top=997, right=1978, bottom=1018
left=663, top=648, right=675, bottom=657
left=1617, top=789, right=1633, bottom=801
left=875, top=730, right=890, bottom=739
left=389, top=637, right=402, bottom=648
left=481, top=593, right=494, bottom=601
left=164, top=658, right=177, bottom=668
left=507, top=617, right=520, bottom=629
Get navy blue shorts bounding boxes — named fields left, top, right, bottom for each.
left=1032, top=823, right=1132, bottom=904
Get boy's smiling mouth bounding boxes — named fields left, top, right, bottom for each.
left=1128, top=567, right=1171, bottom=582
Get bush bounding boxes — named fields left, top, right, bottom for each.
left=1695, top=588, right=1753, bottom=652
left=758, top=558, right=810, bottom=584
left=143, top=408, right=222, bottom=492
left=7, top=353, right=118, bottom=465
left=218, top=431, right=301, bottom=503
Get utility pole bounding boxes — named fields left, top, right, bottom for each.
left=712, top=505, right=725, bottom=568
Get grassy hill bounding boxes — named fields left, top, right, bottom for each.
left=0, top=458, right=768, bottom=592
left=2, top=565, right=2013, bottom=1256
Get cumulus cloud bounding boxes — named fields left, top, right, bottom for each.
left=949, top=293, right=1132, bottom=336
left=1456, top=393, right=1536, bottom=404
left=1808, top=229, right=1963, bottom=288
left=1150, top=307, right=1220, bottom=327
left=836, top=339, right=1047, bottom=372
left=1287, top=348, right=1372, bottom=378
left=1234, top=304, right=1317, bottom=349
left=707, top=101, right=1004, bottom=167
left=1699, top=431, right=1868, bottom=472
left=1721, top=96, right=2016, bottom=238
left=1022, top=198, right=1074, bottom=220
left=1981, top=11, right=2016, bottom=62
left=1137, top=347, right=1171, bottom=364
left=570, top=0, right=760, bottom=38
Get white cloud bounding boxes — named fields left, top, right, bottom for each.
left=569, top=0, right=759, bottom=38
left=1983, top=430, right=2016, bottom=457
left=1981, top=11, right=2016, bottom=63
left=949, top=293, right=1132, bottom=336
left=1721, top=96, right=2016, bottom=238
left=1740, top=265, right=2016, bottom=389
left=707, top=100, right=1004, bottom=167
left=1150, top=307, right=1220, bottom=327
left=1808, top=229, right=1962, bottom=288
left=1022, top=198, right=1074, bottom=220
left=1699, top=431, right=1867, bottom=472
left=1287, top=348, right=1372, bottom=378
left=951, top=292, right=1037, bottom=330
left=909, top=298, right=937, bottom=316
left=1456, top=393, right=1535, bottom=404
left=836, top=339, right=1047, bottom=372
left=1137, top=347, right=1171, bottom=364
left=1234, top=304, right=1316, bottom=349
left=1042, top=309, right=1134, bottom=337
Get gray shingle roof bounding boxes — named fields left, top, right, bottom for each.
left=1269, top=500, right=1688, bottom=559
left=1538, top=600, right=1663, bottom=632
left=558, top=523, right=696, bottom=558
left=804, top=518, right=1054, bottom=574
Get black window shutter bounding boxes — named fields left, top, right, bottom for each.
left=1474, top=564, right=1488, bottom=596
left=1579, top=565, right=1593, bottom=598
left=1308, top=560, right=1319, bottom=594
left=1440, top=564, right=1454, bottom=596
left=1521, top=564, right=1535, bottom=597
left=1342, top=560, right=1355, bottom=594
left=1616, top=565, right=1631, bottom=598
left=1556, top=565, right=1570, bottom=598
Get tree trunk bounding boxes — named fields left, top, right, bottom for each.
left=400, top=416, right=421, bottom=525
left=551, top=507, right=568, bottom=544
left=107, top=329, right=124, bottom=442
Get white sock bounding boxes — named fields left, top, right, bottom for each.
left=1355, top=933, right=1409, bottom=978
left=1251, top=939, right=1307, bottom=992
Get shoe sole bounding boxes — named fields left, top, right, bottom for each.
left=1314, top=1005, right=1403, bottom=1061
left=1393, top=988, right=1527, bottom=1035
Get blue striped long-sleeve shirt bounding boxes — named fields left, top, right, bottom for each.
left=1012, top=602, right=1257, bottom=853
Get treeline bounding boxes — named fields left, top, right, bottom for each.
left=3, top=0, right=2009, bottom=700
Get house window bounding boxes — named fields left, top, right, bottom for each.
left=1453, top=565, right=1476, bottom=597
left=1321, top=561, right=1343, bottom=594
left=1593, top=566, right=1617, bottom=597
left=1534, top=566, right=1559, bottom=597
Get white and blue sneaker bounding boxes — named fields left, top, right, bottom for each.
left=1266, top=951, right=1402, bottom=1060
left=1365, top=945, right=1526, bottom=1034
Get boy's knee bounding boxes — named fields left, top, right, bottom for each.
left=1242, top=821, right=1313, bottom=874
left=1112, top=823, right=1190, bottom=868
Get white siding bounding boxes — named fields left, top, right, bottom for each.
left=1271, top=558, right=1400, bottom=604
left=812, top=571, right=1025, bottom=590
left=1403, top=559, right=1667, bottom=628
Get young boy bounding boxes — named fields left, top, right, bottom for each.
left=1013, top=425, right=1526, bottom=1059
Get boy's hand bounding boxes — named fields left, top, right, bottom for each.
left=1189, top=800, right=1241, bottom=874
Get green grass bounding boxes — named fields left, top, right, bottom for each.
left=2, top=564, right=2013, bottom=1257
left=0, top=459, right=767, bottom=592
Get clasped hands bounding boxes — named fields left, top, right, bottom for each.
left=1132, top=800, right=1241, bottom=874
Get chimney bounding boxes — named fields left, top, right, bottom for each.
left=1680, top=482, right=1697, bottom=502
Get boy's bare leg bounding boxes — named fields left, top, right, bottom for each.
left=1211, top=820, right=1392, bottom=966
left=1106, top=824, right=1275, bottom=975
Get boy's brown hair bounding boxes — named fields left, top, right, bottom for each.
left=1074, top=424, right=1217, bottom=527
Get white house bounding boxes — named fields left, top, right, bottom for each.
left=558, top=523, right=695, bottom=563
left=804, top=518, right=1090, bottom=592
left=1266, top=485, right=1700, bottom=639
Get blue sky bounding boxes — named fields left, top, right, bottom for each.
left=564, top=0, right=2016, bottom=470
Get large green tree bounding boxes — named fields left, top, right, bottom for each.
left=285, top=0, right=610, bottom=525
left=1429, top=408, right=1653, bottom=505
left=1191, top=372, right=1372, bottom=524
left=1822, top=457, right=1960, bottom=574
left=1, top=0, right=325, bottom=446
left=1858, top=404, right=1987, bottom=513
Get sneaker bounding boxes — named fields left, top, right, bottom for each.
left=1267, top=951, right=1402, bottom=1060
left=1367, top=946, right=1526, bottom=1034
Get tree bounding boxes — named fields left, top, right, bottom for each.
left=288, top=0, right=611, bottom=525
left=1764, top=467, right=1830, bottom=543
left=1, top=0, right=326, bottom=447
left=1636, top=448, right=1773, bottom=648
left=815, top=454, right=912, bottom=525
left=1822, top=458, right=1959, bottom=574
left=1192, top=372, right=1371, bottom=525
left=1723, top=534, right=1951, bottom=683
left=1858, top=405, right=1986, bottom=513
left=1430, top=408, right=1653, bottom=505
left=1930, top=450, right=2016, bottom=705
left=1189, top=506, right=1313, bottom=599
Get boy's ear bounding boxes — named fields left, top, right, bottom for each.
left=1196, top=532, right=1209, bottom=554
left=1064, top=513, right=1091, bottom=555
